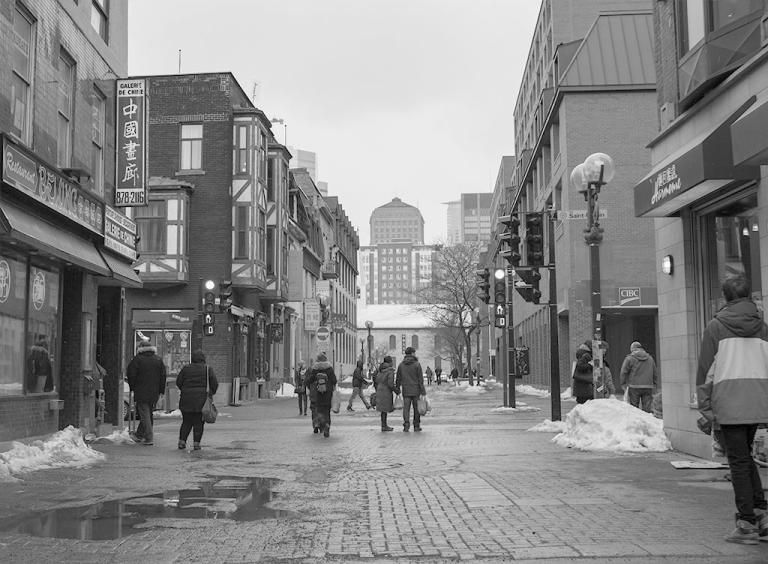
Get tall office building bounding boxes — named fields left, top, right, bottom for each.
left=287, top=147, right=318, bottom=181
left=359, top=243, right=438, bottom=305
left=444, top=200, right=461, bottom=245
left=369, top=197, right=424, bottom=245
left=443, top=194, right=493, bottom=245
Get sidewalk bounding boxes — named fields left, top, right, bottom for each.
left=0, top=381, right=765, bottom=563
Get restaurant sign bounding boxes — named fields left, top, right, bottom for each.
left=2, top=136, right=103, bottom=235
left=104, top=205, right=138, bottom=260
left=115, top=79, right=147, bottom=207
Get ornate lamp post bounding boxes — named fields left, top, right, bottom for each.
left=570, top=152, right=615, bottom=399
left=365, top=320, right=374, bottom=375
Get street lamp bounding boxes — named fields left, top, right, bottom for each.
left=270, top=117, right=287, bottom=146
left=365, top=320, right=374, bottom=375
left=570, top=152, right=615, bottom=399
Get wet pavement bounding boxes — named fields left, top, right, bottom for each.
left=0, top=381, right=766, bottom=563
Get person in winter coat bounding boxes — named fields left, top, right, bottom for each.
left=126, top=339, right=167, bottom=445
left=28, top=336, right=53, bottom=393
left=175, top=349, right=218, bottom=450
left=450, top=366, right=459, bottom=385
left=294, top=361, right=308, bottom=416
left=395, top=347, right=426, bottom=432
left=435, top=367, right=442, bottom=385
left=696, top=275, right=768, bottom=545
left=347, top=360, right=371, bottom=411
left=374, top=356, right=396, bottom=431
left=305, top=352, right=337, bottom=437
left=425, top=366, right=433, bottom=386
left=572, top=343, right=594, bottom=404
left=620, top=341, right=658, bottom=412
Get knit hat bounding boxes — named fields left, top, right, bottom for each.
left=578, top=343, right=591, bottom=353
left=137, top=339, right=154, bottom=352
left=630, top=341, right=643, bottom=351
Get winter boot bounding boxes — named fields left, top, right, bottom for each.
left=403, top=422, right=410, bottom=432
left=177, top=440, right=186, bottom=450
left=725, top=518, right=759, bottom=545
left=193, top=442, right=201, bottom=451
left=347, top=405, right=354, bottom=412
left=323, top=425, right=330, bottom=438
left=756, top=509, right=768, bottom=541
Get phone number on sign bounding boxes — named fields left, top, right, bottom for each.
left=115, top=190, right=146, bottom=205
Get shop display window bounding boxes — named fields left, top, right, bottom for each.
left=133, top=329, right=191, bottom=376
left=26, top=266, right=60, bottom=393
left=0, top=254, right=27, bottom=396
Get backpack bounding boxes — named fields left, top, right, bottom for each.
left=315, top=371, right=328, bottom=393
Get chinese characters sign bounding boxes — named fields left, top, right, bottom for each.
left=115, top=79, right=147, bottom=207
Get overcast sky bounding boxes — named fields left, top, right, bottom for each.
left=127, top=0, right=540, bottom=245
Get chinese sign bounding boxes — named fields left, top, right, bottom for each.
left=104, top=205, right=137, bottom=260
left=115, top=79, right=147, bottom=207
left=2, top=136, right=103, bottom=234
left=304, top=300, right=320, bottom=331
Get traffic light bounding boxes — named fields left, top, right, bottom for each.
left=476, top=268, right=491, bottom=304
left=493, top=268, right=506, bottom=304
left=219, top=279, right=233, bottom=312
left=525, top=212, right=545, bottom=266
left=498, top=213, right=522, bottom=267
left=516, top=268, right=542, bottom=304
left=202, top=279, right=217, bottom=336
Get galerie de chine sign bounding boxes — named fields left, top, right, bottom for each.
left=115, top=79, right=147, bottom=207
left=2, top=136, right=103, bottom=235
left=104, top=204, right=137, bottom=261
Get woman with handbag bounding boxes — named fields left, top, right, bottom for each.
left=374, top=356, right=396, bottom=432
left=294, top=361, right=308, bottom=416
left=176, top=349, right=218, bottom=450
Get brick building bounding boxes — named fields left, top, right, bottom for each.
left=0, top=0, right=137, bottom=441
left=632, top=1, right=768, bottom=458
left=501, top=0, right=659, bottom=391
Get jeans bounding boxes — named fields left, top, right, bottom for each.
left=628, top=388, right=653, bottom=412
left=720, top=424, right=767, bottom=523
left=179, top=411, right=205, bottom=443
left=402, top=395, right=421, bottom=429
left=347, top=387, right=370, bottom=409
left=135, top=401, right=155, bottom=442
left=297, top=393, right=307, bottom=414
left=316, top=405, right=332, bottom=432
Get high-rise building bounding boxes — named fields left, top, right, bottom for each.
left=369, top=197, right=424, bottom=245
left=287, top=147, right=318, bottom=182
left=444, top=200, right=461, bottom=245
left=461, top=193, right=493, bottom=244
left=359, top=243, right=438, bottom=305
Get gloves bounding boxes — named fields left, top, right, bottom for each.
left=697, top=416, right=712, bottom=435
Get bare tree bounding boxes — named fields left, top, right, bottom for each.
left=413, top=242, right=483, bottom=383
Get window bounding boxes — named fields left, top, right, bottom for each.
left=389, top=335, right=396, bottom=349
left=180, top=124, right=202, bottom=170
left=11, top=5, right=34, bottom=144
left=266, top=226, right=275, bottom=275
left=411, top=335, right=419, bottom=349
left=91, top=88, right=106, bottom=196
left=258, top=211, right=266, bottom=262
left=233, top=125, right=248, bottom=174
left=709, top=0, right=761, bottom=32
left=90, top=0, right=108, bottom=41
left=267, top=159, right=275, bottom=201
left=26, top=264, right=60, bottom=394
left=235, top=205, right=249, bottom=258
left=135, top=200, right=167, bottom=253
left=56, top=50, right=75, bottom=167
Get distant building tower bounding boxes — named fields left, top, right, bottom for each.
left=461, top=193, right=493, bottom=243
left=369, top=197, right=424, bottom=245
left=287, top=147, right=318, bottom=181
left=444, top=200, right=461, bottom=245
left=359, top=242, right=438, bottom=305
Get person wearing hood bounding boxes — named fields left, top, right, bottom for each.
left=619, top=341, right=658, bottom=412
left=696, top=275, right=768, bottom=545
left=395, top=346, right=426, bottom=432
left=305, top=352, right=337, bottom=437
left=126, top=338, right=167, bottom=445
left=374, top=356, right=396, bottom=431
left=572, top=342, right=594, bottom=404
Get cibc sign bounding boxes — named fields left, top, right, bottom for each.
left=619, top=287, right=641, bottom=306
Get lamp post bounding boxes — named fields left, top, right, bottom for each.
left=365, top=320, right=374, bottom=375
left=570, top=152, right=615, bottom=399
left=270, top=117, right=287, bottom=146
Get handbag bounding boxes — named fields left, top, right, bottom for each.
left=417, top=395, right=428, bottom=416
left=393, top=394, right=403, bottom=410
left=201, top=366, right=218, bottom=424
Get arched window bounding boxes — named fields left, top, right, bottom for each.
left=411, top=335, right=418, bottom=349
left=389, top=335, right=396, bottom=349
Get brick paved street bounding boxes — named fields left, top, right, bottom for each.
left=0, top=382, right=766, bottom=563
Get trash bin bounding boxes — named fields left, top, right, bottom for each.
left=164, top=377, right=178, bottom=411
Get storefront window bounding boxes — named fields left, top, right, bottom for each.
left=0, top=254, right=28, bottom=396
left=133, top=329, right=191, bottom=376
left=26, top=265, right=60, bottom=394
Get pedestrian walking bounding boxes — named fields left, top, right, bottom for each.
left=294, top=361, right=308, bottom=416
left=435, top=367, right=442, bottom=386
left=696, top=275, right=768, bottom=544
left=347, top=360, right=371, bottom=411
left=619, top=341, right=658, bottom=412
left=572, top=342, right=594, bottom=404
left=125, top=338, right=167, bottom=446
left=395, top=347, right=426, bottom=432
left=305, top=352, right=337, bottom=437
left=375, top=356, right=396, bottom=431
left=450, top=366, right=459, bottom=386
left=425, top=366, right=433, bottom=386
left=175, top=349, right=218, bottom=451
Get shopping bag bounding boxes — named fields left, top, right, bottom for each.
left=425, top=395, right=432, bottom=413
left=331, top=389, right=341, bottom=413
left=369, top=392, right=377, bottom=408
left=394, top=394, right=403, bottom=410
left=417, top=395, right=428, bottom=416
left=202, top=396, right=218, bottom=423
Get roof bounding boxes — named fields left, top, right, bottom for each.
left=560, top=11, right=656, bottom=89
left=357, top=304, right=436, bottom=330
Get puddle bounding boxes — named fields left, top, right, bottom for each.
left=0, top=476, right=289, bottom=540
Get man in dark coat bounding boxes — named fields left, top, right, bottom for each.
left=435, top=367, right=442, bottom=386
left=126, top=339, right=167, bottom=445
left=620, top=341, right=659, bottom=412
left=347, top=360, right=371, bottom=411
left=572, top=342, right=594, bottom=404
left=176, top=349, right=218, bottom=450
left=305, top=352, right=337, bottom=437
left=395, top=347, right=426, bottom=432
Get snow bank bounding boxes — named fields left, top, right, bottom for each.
left=515, top=384, right=550, bottom=397
left=552, top=398, right=671, bottom=452
left=0, top=426, right=106, bottom=482
left=491, top=403, right=541, bottom=413
left=528, top=419, right=567, bottom=433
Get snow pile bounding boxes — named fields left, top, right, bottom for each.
left=154, top=409, right=181, bottom=418
left=0, top=426, right=106, bottom=481
left=88, top=428, right=136, bottom=444
left=515, top=384, right=550, bottom=397
left=491, top=402, right=541, bottom=413
left=552, top=398, right=671, bottom=452
left=275, top=383, right=296, bottom=397
left=528, top=419, right=567, bottom=433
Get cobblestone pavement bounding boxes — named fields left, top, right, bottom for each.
left=0, top=381, right=766, bottom=563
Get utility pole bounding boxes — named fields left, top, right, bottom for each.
left=548, top=210, right=561, bottom=420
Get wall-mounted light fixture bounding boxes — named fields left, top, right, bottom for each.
left=661, top=254, right=674, bottom=275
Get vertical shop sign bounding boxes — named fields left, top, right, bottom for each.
left=115, top=79, right=147, bottom=207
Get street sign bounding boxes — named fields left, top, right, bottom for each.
left=316, top=326, right=330, bottom=342
left=494, top=316, right=507, bottom=328
left=331, top=313, right=346, bottom=330
left=203, top=313, right=213, bottom=325
left=495, top=304, right=506, bottom=317
left=304, top=300, right=320, bottom=331
left=557, top=209, right=607, bottom=220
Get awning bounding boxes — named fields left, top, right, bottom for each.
left=98, top=248, right=143, bottom=288
left=0, top=201, right=110, bottom=276
left=731, top=97, right=768, bottom=165
left=633, top=99, right=760, bottom=217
